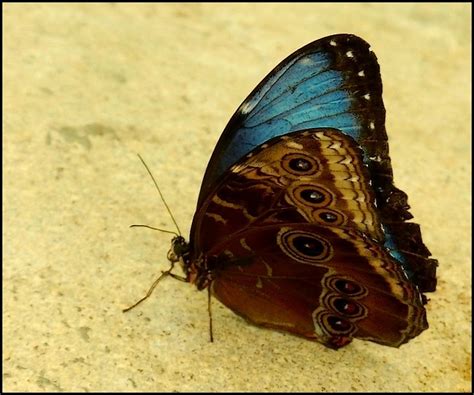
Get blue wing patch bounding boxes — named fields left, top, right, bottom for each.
left=199, top=35, right=386, bottom=202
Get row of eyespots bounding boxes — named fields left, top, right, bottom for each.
left=280, top=149, right=348, bottom=226
left=277, top=226, right=369, bottom=335
left=317, top=277, right=368, bottom=335
left=286, top=182, right=347, bottom=226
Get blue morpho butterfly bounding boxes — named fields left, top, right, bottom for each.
left=127, top=34, right=437, bottom=349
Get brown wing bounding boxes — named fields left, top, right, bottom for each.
left=192, top=128, right=384, bottom=251
left=208, top=223, right=427, bottom=349
left=189, top=128, right=433, bottom=347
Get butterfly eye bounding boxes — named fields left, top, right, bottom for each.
left=173, top=236, right=190, bottom=256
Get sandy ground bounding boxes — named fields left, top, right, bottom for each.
left=3, top=3, right=471, bottom=392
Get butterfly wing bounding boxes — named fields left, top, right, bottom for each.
left=190, top=129, right=432, bottom=347
left=198, top=34, right=386, bottom=203
left=194, top=34, right=436, bottom=292
left=209, top=223, right=427, bottom=349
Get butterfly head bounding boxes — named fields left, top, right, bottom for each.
left=168, top=235, right=213, bottom=289
left=168, top=235, right=190, bottom=264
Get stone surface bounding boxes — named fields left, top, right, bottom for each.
left=3, top=3, right=471, bottom=392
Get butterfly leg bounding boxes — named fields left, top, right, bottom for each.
left=167, top=272, right=187, bottom=282
left=123, top=261, right=183, bottom=312
left=208, top=285, right=214, bottom=342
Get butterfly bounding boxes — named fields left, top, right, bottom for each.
left=134, top=34, right=438, bottom=349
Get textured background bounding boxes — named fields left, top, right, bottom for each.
left=3, top=3, right=471, bottom=392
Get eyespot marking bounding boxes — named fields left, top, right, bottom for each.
left=278, top=228, right=333, bottom=265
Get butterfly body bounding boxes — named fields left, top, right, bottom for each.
left=169, top=34, right=437, bottom=349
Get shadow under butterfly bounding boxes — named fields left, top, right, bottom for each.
left=130, top=34, right=438, bottom=349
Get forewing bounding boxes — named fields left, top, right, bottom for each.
left=198, top=34, right=386, bottom=203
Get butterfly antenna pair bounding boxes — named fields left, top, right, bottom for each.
left=123, top=154, right=183, bottom=313
left=124, top=155, right=215, bottom=343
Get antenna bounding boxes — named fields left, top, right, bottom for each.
left=136, top=154, right=182, bottom=236
left=129, top=224, right=179, bottom=237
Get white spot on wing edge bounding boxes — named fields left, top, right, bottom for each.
left=369, top=155, right=382, bottom=162
left=358, top=70, right=365, bottom=77
left=346, top=51, right=354, bottom=58
left=300, top=56, right=315, bottom=65
left=239, top=101, right=254, bottom=115
left=330, top=40, right=337, bottom=46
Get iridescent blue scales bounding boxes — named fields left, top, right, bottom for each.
left=170, top=34, right=437, bottom=349
left=199, top=35, right=385, bottom=200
